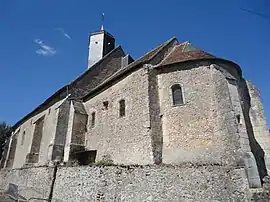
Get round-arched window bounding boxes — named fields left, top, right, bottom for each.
left=171, top=84, right=184, bottom=105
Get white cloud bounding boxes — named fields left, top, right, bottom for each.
left=55, top=28, right=71, bottom=40
left=34, top=39, right=57, bottom=56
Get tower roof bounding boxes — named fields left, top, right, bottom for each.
left=90, top=30, right=114, bottom=38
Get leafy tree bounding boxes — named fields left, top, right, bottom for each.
left=0, top=122, right=12, bottom=160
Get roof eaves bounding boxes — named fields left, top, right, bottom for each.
left=156, top=57, right=242, bottom=75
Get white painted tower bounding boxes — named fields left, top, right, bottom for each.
left=88, top=30, right=115, bottom=69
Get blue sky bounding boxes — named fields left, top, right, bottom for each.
left=0, top=0, right=269, bottom=127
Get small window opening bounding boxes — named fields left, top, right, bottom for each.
left=21, top=131, right=25, bottom=146
left=236, top=114, right=241, bottom=124
left=172, top=84, right=184, bottom=105
left=48, top=108, right=51, bottom=115
left=91, top=112, right=96, bottom=128
left=119, top=99, right=125, bottom=117
left=103, top=101, right=109, bottom=110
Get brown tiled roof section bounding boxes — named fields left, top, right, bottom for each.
left=160, top=44, right=216, bottom=66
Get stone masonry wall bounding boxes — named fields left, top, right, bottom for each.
left=148, top=66, right=163, bottom=164
left=51, top=99, right=71, bottom=162
left=52, top=165, right=250, bottom=202
left=27, top=115, right=45, bottom=163
left=0, top=165, right=252, bottom=202
left=226, top=78, right=261, bottom=187
left=247, top=80, right=270, bottom=175
left=157, top=62, right=242, bottom=165
left=12, top=99, right=65, bottom=168
left=211, top=64, right=261, bottom=187
left=0, top=167, right=54, bottom=201
left=64, top=101, right=88, bottom=162
left=5, top=134, right=18, bottom=168
left=10, top=46, right=125, bottom=169
left=84, top=67, right=153, bottom=165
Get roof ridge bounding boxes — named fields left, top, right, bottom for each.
left=157, top=45, right=177, bottom=66
left=146, top=37, right=177, bottom=63
left=182, top=41, right=189, bottom=52
left=82, top=37, right=178, bottom=101
left=126, top=37, right=177, bottom=67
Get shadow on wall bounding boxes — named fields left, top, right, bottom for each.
left=72, top=150, right=97, bottom=165
left=241, top=80, right=268, bottom=184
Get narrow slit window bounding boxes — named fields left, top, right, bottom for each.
left=172, top=84, right=184, bottom=105
left=21, top=131, right=25, bottom=145
left=119, top=99, right=125, bottom=117
left=91, top=112, right=96, bottom=128
left=236, top=114, right=241, bottom=124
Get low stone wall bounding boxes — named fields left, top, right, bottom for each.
left=3, top=165, right=267, bottom=201
left=251, top=189, right=270, bottom=201
left=52, top=165, right=250, bottom=202
left=0, top=166, right=54, bottom=201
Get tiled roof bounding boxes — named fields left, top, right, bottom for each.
left=13, top=37, right=177, bottom=129
left=13, top=36, right=241, bottom=129
left=117, top=37, right=177, bottom=74
left=82, top=37, right=177, bottom=101
left=159, top=42, right=216, bottom=66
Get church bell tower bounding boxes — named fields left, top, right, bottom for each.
left=88, top=30, right=115, bottom=69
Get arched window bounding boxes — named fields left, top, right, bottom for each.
left=119, top=99, right=125, bottom=117
left=171, top=84, right=184, bottom=105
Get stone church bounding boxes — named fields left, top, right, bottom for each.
left=1, top=28, right=270, bottom=189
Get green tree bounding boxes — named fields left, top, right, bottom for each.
left=0, top=122, right=12, bottom=159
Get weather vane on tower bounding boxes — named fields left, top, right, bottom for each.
left=101, top=13, right=105, bottom=30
